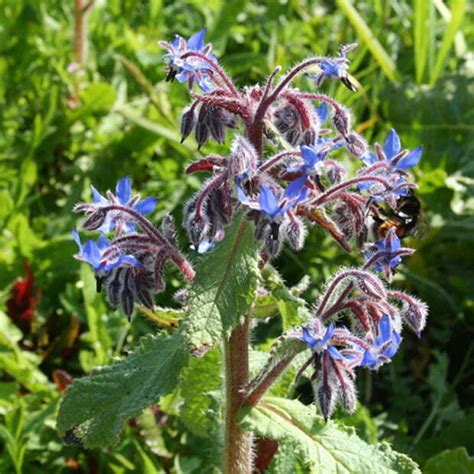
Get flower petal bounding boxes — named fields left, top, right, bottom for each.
left=187, top=28, right=206, bottom=51
left=91, top=186, right=107, bottom=204
left=259, top=185, right=280, bottom=218
left=301, top=145, right=322, bottom=168
left=283, top=176, right=307, bottom=202
left=327, top=345, right=346, bottom=360
left=71, top=229, right=81, bottom=247
left=116, top=177, right=132, bottom=204
left=302, top=327, right=318, bottom=349
left=134, top=197, right=158, bottom=215
left=315, top=103, right=328, bottom=123
left=378, top=315, right=392, bottom=343
left=383, top=128, right=401, bottom=159
left=82, top=240, right=101, bottom=268
left=396, top=146, right=423, bottom=170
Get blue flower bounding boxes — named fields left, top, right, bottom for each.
left=301, top=144, right=326, bottom=169
left=160, top=28, right=215, bottom=91
left=359, top=315, right=401, bottom=369
left=91, top=177, right=158, bottom=233
left=236, top=176, right=308, bottom=220
left=72, top=230, right=142, bottom=273
left=364, top=228, right=405, bottom=274
left=307, top=44, right=357, bottom=89
left=260, top=177, right=308, bottom=219
left=287, top=141, right=341, bottom=176
left=299, top=323, right=347, bottom=361
left=383, top=129, right=423, bottom=170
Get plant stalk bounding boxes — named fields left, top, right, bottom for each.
left=224, top=315, right=253, bottom=474
left=73, top=0, right=94, bottom=66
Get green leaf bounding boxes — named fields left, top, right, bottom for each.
left=424, top=447, right=474, bottom=474
left=239, top=397, right=420, bottom=473
left=336, top=0, right=397, bottom=81
left=262, top=265, right=312, bottom=328
left=182, top=216, right=260, bottom=350
left=78, top=82, right=117, bottom=114
left=179, top=348, right=222, bottom=438
left=414, top=0, right=433, bottom=83
left=57, top=331, right=188, bottom=448
left=431, top=0, right=467, bottom=85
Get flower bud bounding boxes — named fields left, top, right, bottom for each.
left=332, top=107, right=351, bottom=136
left=265, top=221, right=283, bottom=257
left=286, top=216, right=306, bottom=250
left=82, top=208, right=107, bottom=231
left=273, top=104, right=298, bottom=134
left=345, top=132, right=367, bottom=157
left=195, top=105, right=210, bottom=149
left=302, top=129, right=316, bottom=146
left=180, top=106, right=196, bottom=143
left=316, top=375, right=336, bottom=421
left=208, top=107, right=225, bottom=143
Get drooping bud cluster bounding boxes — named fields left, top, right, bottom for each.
left=73, top=178, right=194, bottom=318
left=290, top=268, right=428, bottom=419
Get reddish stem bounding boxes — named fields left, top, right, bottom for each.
left=181, top=51, right=239, bottom=96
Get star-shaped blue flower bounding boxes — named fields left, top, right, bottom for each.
left=91, top=177, right=158, bottom=234
left=359, top=315, right=401, bottom=369
left=362, top=129, right=423, bottom=170
left=368, top=229, right=403, bottom=272
left=299, top=323, right=347, bottom=361
left=236, top=176, right=308, bottom=220
left=160, top=29, right=215, bottom=91
left=72, top=230, right=142, bottom=273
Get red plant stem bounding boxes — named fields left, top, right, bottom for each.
left=253, top=57, right=325, bottom=126
left=181, top=51, right=239, bottom=96
left=259, top=150, right=301, bottom=172
left=310, top=176, right=392, bottom=207
left=224, top=315, right=253, bottom=474
left=294, top=93, right=344, bottom=112
left=243, top=355, right=296, bottom=407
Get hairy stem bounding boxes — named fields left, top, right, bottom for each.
left=224, top=315, right=253, bottom=474
left=243, top=354, right=296, bottom=407
left=73, top=0, right=94, bottom=66
left=181, top=51, right=239, bottom=96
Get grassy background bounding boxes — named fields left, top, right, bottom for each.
left=0, top=0, right=473, bottom=472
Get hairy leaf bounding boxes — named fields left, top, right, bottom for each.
left=239, top=397, right=420, bottom=473
left=179, top=348, right=222, bottom=438
left=57, top=332, right=188, bottom=448
left=182, top=215, right=260, bottom=350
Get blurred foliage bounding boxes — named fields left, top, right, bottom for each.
left=0, top=0, right=472, bottom=472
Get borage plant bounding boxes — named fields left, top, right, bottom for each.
left=58, top=28, right=428, bottom=473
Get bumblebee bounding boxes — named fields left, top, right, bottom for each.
left=371, top=191, right=427, bottom=240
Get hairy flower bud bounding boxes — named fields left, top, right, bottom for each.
left=82, top=208, right=107, bottom=231
left=273, top=104, right=298, bottom=134
left=345, top=132, right=367, bottom=158
left=195, top=105, right=210, bottom=149
left=208, top=106, right=226, bottom=143
left=315, top=373, right=336, bottom=421
left=303, top=129, right=316, bottom=146
left=180, top=106, right=196, bottom=143
left=286, top=215, right=306, bottom=250
left=332, top=107, right=351, bottom=136
left=265, top=221, right=283, bottom=257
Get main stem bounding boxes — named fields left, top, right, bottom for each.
left=224, top=315, right=253, bottom=474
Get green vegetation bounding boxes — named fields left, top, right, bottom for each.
left=1, top=1, right=472, bottom=472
